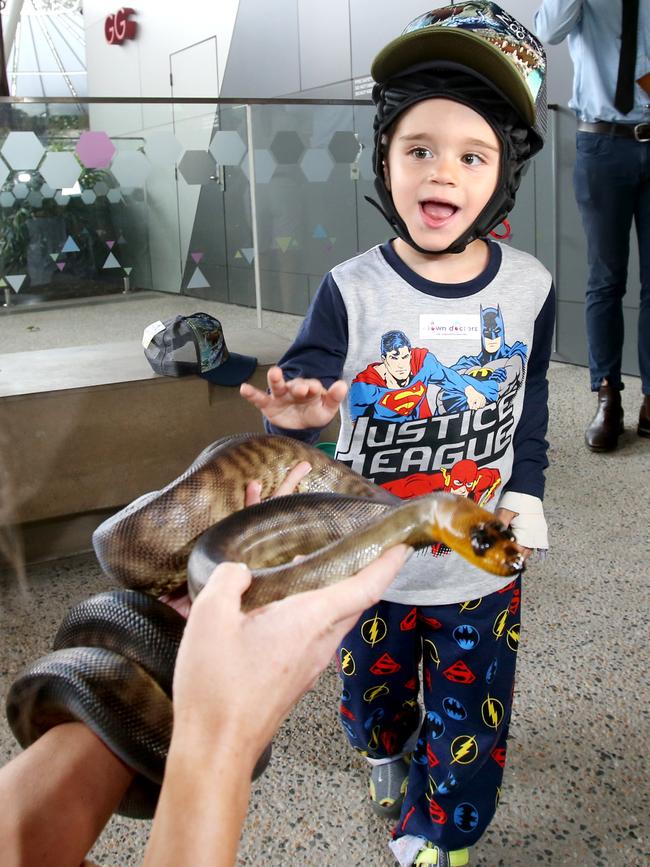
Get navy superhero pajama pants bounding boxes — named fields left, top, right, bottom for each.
left=337, top=577, right=521, bottom=852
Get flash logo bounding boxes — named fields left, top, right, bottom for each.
left=481, top=694, right=505, bottom=729
left=367, top=725, right=380, bottom=750
left=340, top=647, right=355, bottom=676
left=492, top=609, right=509, bottom=639
left=363, top=683, right=389, bottom=703
left=361, top=612, right=387, bottom=646
left=423, top=638, right=440, bottom=667
left=460, top=598, right=482, bottom=612
left=507, top=623, right=520, bottom=651
left=451, top=735, right=479, bottom=765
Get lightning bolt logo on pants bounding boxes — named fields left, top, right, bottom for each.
left=492, top=609, right=509, bottom=639
left=481, top=694, right=504, bottom=729
left=451, top=735, right=479, bottom=765
left=340, top=647, right=355, bottom=676
left=507, top=623, right=520, bottom=651
left=361, top=612, right=387, bottom=646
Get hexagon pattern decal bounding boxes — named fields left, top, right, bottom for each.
left=270, top=131, right=305, bottom=165
left=75, top=132, right=116, bottom=169
left=40, top=152, right=82, bottom=190
left=144, top=131, right=182, bottom=167
left=111, top=151, right=151, bottom=187
left=209, top=130, right=246, bottom=166
left=240, top=149, right=276, bottom=184
left=328, top=131, right=361, bottom=164
left=178, top=150, right=217, bottom=185
left=300, top=149, right=334, bottom=182
left=1, top=132, right=45, bottom=170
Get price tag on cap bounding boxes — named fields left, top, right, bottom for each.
left=142, top=320, right=166, bottom=349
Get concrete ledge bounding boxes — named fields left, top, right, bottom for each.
left=1, top=332, right=339, bottom=561
left=0, top=329, right=292, bottom=397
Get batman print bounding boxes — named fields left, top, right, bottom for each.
left=453, top=624, right=481, bottom=650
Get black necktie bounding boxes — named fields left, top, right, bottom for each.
left=614, top=0, right=639, bottom=115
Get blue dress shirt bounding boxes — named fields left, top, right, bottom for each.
left=534, top=0, right=650, bottom=123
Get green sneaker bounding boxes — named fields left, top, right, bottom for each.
left=413, top=843, right=470, bottom=866
left=368, top=756, right=410, bottom=818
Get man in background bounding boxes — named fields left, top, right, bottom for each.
left=534, top=0, right=650, bottom=451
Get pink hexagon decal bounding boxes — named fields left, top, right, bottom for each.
left=75, top=132, right=116, bottom=169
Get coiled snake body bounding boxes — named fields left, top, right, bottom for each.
left=6, top=434, right=522, bottom=818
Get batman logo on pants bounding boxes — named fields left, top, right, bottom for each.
left=454, top=802, right=479, bottom=832
left=485, top=658, right=498, bottom=684
left=452, top=624, right=480, bottom=650
left=412, top=736, right=428, bottom=765
left=442, top=696, right=467, bottom=720
left=425, top=710, right=445, bottom=739
left=436, top=772, right=459, bottom=795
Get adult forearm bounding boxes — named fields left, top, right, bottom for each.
left=0, top=723, right=133, bottom=867
left=143, top=728, right=255, bottom=867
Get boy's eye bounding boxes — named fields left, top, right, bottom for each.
left=462, top=153, right=484, bottom=166
left=409, top=147, right=432, bottom=159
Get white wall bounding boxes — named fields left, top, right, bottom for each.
left=81, top=1, right=242, bottom=292
left=83, top=0, right=240, bottom=103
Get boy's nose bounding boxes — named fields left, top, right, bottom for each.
left=427, top=156, right=456, bottom=184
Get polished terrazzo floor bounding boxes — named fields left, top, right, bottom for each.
left=0, top=361, right=648, bottom=866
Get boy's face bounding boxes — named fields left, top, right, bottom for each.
left=384, top=98, right=501, bottom=253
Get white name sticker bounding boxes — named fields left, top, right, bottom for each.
left=419, top=313, right=480, bottom=340
left=141, top=320, right=166, bottom=349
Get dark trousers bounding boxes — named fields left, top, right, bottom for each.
left=573, top=131, right=650, bottom=394
left=337, top=578, right=521, bottom=852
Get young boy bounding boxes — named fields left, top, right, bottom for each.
left=241, top=3, right=554, bottom=865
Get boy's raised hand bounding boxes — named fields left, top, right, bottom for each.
left=240, top=365, right=348, bottom=430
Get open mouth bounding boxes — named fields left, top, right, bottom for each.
left=419, top=199, right=459, bottom=228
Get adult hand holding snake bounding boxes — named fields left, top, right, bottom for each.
left=143, top=545, right=410, bottom=867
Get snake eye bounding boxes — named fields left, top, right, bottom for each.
left=471, top=520, right=514, bottom=555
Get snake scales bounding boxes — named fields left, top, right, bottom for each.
left=5, top=433, right=522, bottom=818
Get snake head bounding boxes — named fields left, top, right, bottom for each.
left=470, top=520, right=524, bottom=574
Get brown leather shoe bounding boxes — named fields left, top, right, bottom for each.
left=639, top=395, right=650, bottom=438
left=585, top=385, right=624, bottom=451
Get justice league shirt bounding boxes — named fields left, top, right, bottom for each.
left=268, top=240, right=555, bottom=606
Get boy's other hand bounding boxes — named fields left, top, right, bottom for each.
left=240, top=366, right=348, bottom=430
left=494, top=507, right=533, bottom=561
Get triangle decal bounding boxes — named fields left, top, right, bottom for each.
left=186, top=266, right=210, bottom=290
left=6, top=274, right=27, bottom=292
left=56, top=262, right=66, bottom=271
left=276, top=236, right=292, bottom=253
left=106, top=240, right=115, bottom=249
left=103, top=252, right=121, bottom=269
left=312, top=224, right=327, bottom=239
left=241, top=247, right=255, bottom=264
left=123, top=266, right=133, bottom=275
left=50, top=253, right=59, bottom=261
left=61, top=235, right=80, bottom=253
left=234, top=250, right=243, bottom=259
left=191, top=251, right=204, bottom=264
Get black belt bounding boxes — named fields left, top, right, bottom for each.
left=578, top=119, right=650, bottom=141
